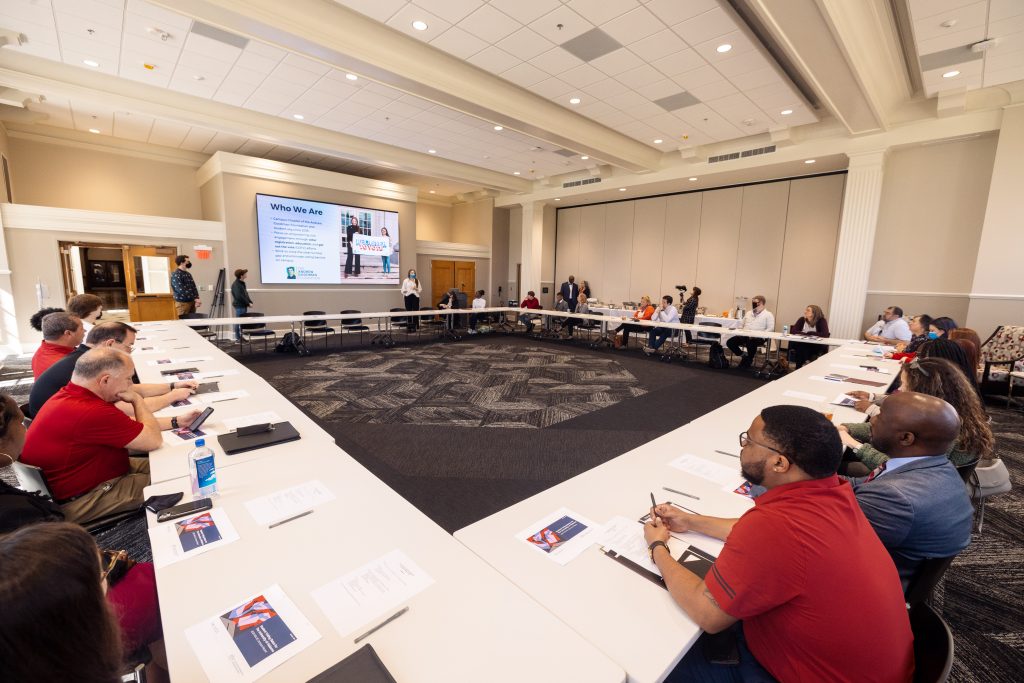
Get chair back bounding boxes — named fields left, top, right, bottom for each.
left=955, top=457, right=980, bottom=484
left=303, top=311, right=327, bottom=328
left=904, top=555, right=956, bottom=607
left=910, top=602, right=954, bottom=683
left=340, top=310, right=364, bottom=326
left=240, top=312, right=268, bottom=331
left=389, top=307, right=407, bottom=324
left=980, top=325, right=1024, bottom=363
left=696, top=321, right=723, bottom=342
left=12, top=462, right=53, bottom=498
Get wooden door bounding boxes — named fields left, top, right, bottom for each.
left=454, top=261, right=475, bottom=296
left=431, top=260, right=454, bottom=308
left=58, top=243, right=77, bottom=301
left=124, top=245, right=178, bottom=321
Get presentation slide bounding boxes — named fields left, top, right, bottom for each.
left=255, top=194, right=400, bottom=284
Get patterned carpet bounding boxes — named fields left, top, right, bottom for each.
left=268, top=343, right=647, bottom=429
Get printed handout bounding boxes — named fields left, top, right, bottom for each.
left=149, top=508, right=240, bottom=568
left=668, top=453, right=739, bottom=486
left=245, top=480, right=336, bottom=526
left=516, top=507, right=599, bottom=565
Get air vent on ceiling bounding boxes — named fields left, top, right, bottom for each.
left=561, top=177, right=602, bottom=188
left=553, top=149, right=577, bottom=157
left=708, top=145, right=777, bottom=164
left=190, top=21, right=249, bottom=50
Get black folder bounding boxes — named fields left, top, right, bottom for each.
left=218, top=421, right=300, bottom=454
left=306, top=644, right=398, bottom=683
left=603, top=544, right=718, bottom=589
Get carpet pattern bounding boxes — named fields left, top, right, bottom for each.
left=268, top=343, right=648, bottom=429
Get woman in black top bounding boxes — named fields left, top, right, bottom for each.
left=231, top=268, right=254, bottom=341
left=788, top=305, right=831, bottom=368
left=681, top=286, right=701, bottom=342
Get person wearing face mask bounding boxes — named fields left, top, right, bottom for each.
left=171, top=254, right=201, bottom=317
left=928, top=316, right=958, bottom=340
left=726, top=295, right=775, bottom=368
left=642, top=405, right=913, bottom=681
left=401, top=268, right=422, bottom=330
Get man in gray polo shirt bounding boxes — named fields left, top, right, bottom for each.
left=864, top=306, right=912, bottom=343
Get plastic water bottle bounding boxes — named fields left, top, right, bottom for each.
left=782, top=324, right=790, bottom=336
left=188, top=438, right=218, bottom=497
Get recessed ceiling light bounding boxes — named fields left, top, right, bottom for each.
left=88, top=128, right=100, bottom=134
left=689, top=177, right=698, bottom=181
left=619, top=187, right=627, bottom=192
left=429, top=190, right=436, bottom=194
left=412, top=20, right=428, bottom=31
left=653, top=139, right=663, bottom=144
left=569, top=97, right=581, bottom=105
left=942, top=70, right=960, bottom=78
left=780, top=109, right=793, bottom=116
left=83, top=59, right=100, bottom=67
left=580, top=155, right=589, bottom=160
left=554, top=198, right=560, bottom=201
left=804, top=159, right=816, bottom=164
left=941, top=19, right=958, bottom=28
left=716, top=43, right=732, bottom=53
left=345, top=73, right=358, bottom=81
left=513, top=171, right=521, bottom=175
left=193, top=75, right=205, bottom=81
left=428, top=149, right=436, bottom=154
left=292, top=113, right=304, bottom=120
left=493, top=125, right=503, bottom=131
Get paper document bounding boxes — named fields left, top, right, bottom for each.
left=311, top=549, right=435, bottom=638
left=600, top=515, right=725, bottom=580
left=516, top=507, right=599, bottom=565
left=223, top=412, right=283, bottom=430
left=781, top=389, right=826, bottom=403
left=245, top=480, right=336, bottom=526
left=146, top=356, right=213, bottom=366
left=149, top=508, right=240, bottom=568
left=830, top=363, right=893, bottom=375
left=810, top=375, right=887, bottom=388
left=162, top=426, right=219, bottom=445
left=159, top=369, right=239, bottom=383
left=131, top=347, right=166, bottom=355
left=185, top=584, right=320, bottom=682
left=668, top=453, right=739, bottom=486
left=830, top=393, right=859, bottom=408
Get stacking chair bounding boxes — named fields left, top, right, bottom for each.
left=910, top=602, right=954, bottom=683
left=420, top=306, right=445, bottom=335
left=690, top=322, right=723, bottom=361
left=388, top=307, right=410, bottom=342
left=301, top=310, right=335, bottom=351
left=340, top=310, right=370, bottom=347
left=181, top=312, right=218, bottom=342
left=239, top=312, right=277, bottom=354
left=904, top=555, right=957, bottom=607
left=955, top=456, right=980, bottom=484
left=11, top=461, right=142, bottom=534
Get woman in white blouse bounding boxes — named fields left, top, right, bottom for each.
left=401, top=269, right=422, bottom=330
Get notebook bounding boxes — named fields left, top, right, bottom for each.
left=218, top=421, right=300, bottom=454
left=306, top=644, right=397, bottom=683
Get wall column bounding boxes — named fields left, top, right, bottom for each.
left=828, top=150, right=887, bottom=339
left=519, top=201, right=545, bottom=297
left=0, top=212, right=18, bottom=354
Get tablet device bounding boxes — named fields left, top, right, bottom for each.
left=306, top=644, right=397, bottom=683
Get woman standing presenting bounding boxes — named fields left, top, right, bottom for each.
left=401, top=268, right=422, bottom=331
left=379, top=227, right=393, bottom=274
left=231, top=268, right=254, bottom=341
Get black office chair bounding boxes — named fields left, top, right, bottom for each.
left=904, top=555, right=957, bottom=607
left=690, top=322, right=723, bottom=361
left=910, top=602, right=954, bottom=683
left=340, top=310, right=370, bottom=347
left=181, top=312, right=218, bottom=342
left=301, top=310, right=335, bottom=351
left=420, top=306, right=445, bottom=334
left=11, top=461, right=143, bottom=533
left=955, top=456, right=980, bottom=484
left=239, top=312, right=276, bottom=354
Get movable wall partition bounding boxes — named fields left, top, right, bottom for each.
left=553, top=173, right=847, bottom=332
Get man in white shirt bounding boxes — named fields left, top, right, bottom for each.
left=644, top=295, right=681, bottom=355
left=864, top=306, right=912, bottom=343
left=727, top=295, right=776, bottom=368
left=468, top=290, right=487, bottom=334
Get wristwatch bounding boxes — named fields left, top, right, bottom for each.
left=648, top=540, right=669, bottom=561
left=171, top=417, right=179, bottom=429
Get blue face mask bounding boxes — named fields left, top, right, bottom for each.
left=927, top=331, right=939, bottom=339
left=410, top=274, right=416, bottom=279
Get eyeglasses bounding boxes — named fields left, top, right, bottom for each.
left=739, top=431, right=783, bottom=454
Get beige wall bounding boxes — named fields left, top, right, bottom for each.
left=491, top=207, right=510, bottom=303
left=864, top=134, right=998, bottom=333
left=452, top=197, right=493, bottom=246
left=216, top=173, right=416, bottom=317
left=554, top=174, right=846, bottom=330
left=7, top=138, right=202, bottom=218
left=416, top=201, right=453, bottom=242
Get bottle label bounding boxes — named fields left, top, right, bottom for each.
left=195, top=454, right=217, bottom=489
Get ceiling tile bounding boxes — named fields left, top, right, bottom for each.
left=385, top=3, right=451, bottom=40
left=127, top=0, right=195, bottom=32
left=212, top=90, right=248, bottom=106
left=744, top=83, right=797, bottom=109
left=179, top=127, right=218, bottom=152
left=691, top=30, right=756, bottom=63
left=334, top=0, right=407, bottom=23
left=713, top=49, right=768, bottom=78
left=430, top=25, right=488, bottom=58
left=58, top=31, right=120, bottom=62
left=497, top=27, right=555, bottom=61
left=181, top=32, right=244, bottom=63
left=176, top=50, right=233, bottom=78
left=118, top=58, right=173, bottom=87
left=651, top=48, right=706, bottom=77
left=147, top=120, right=191, bottom=147
left=528, top=5, right=594, bottom=44
left=907, top=0, right=978, bottom=22
left=916, top=25, right=986, bottom=54
left=635, top=78, right=688, bottom=100
left=581, top=77, right=630, bottom=98
left=529, top=47, right=584, bottom=76
left=53, top=0, right=124, bottom=31
left=467, top=45, right=520, bottom=73
left=168, top=73, right=221, bottom=98
left=566, top=0, right=639, bottom=26
left=502, top=61, right=549, bottom=87
left=728, top=66, right=782, bottom=90
left=645, top=0, right=718, bottom=26
left=457, top=4, right=520, bottom=43
left=912, top=2, right=987, bottom=43
left=282, top=53, right=331, bottom=76
left=600, top=5, right=665, bottom=45
left=113, top=111, right=154, bottom=141
left=489, top=0, right=560, bottom=25
left=671, top=64, right=722, bottom=89
left=629, top=29, right=687, bottom=62
left=0, top=1, right=58, bottom=27
left=560, top=62, right=606, bottom=87
left=529, top=76, right=575, bottom=98
left=687, top=79, right=738, bottom=101
left=121, top=33, right=183, bottom=66
left=616, top=63, right=665, bottom=87
left=411, top=0, right=483, bottom=24
left=560, top=28, right=623, bottom=62
left=672, top=7, right=736, bottom=46
left=590, top=47, right=646, bottom=75
left=990, top=0, right=1024, bottom=21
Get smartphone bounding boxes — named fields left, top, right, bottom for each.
left=156, top=497, right=213, bottom=523
left=188, top=406, right=214, bottom=432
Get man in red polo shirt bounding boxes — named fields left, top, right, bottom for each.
left=31, top=311, right=84, bottom=378
left=21, top=347, right=165, bottom=524
left=644, top=405, right=913, bottom=682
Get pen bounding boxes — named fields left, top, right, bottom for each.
left=209, top=397, right=237, bottom=403
left=669, top=501, right=699, bottom=515
left=662, top=486, right=700, bottom=500
left=354, top=606, right=409, bottom=644
left=268, top=509, right=313, bottom=528
left=715, top=450, right=740, bottom=458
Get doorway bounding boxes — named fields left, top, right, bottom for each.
left=58, top=242, right=179, bottom=322
left=430, top=260, right=476, bottom=307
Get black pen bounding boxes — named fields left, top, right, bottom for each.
left=268, top=509, right=313, bottom=528
left=354, top=606, right=409, bottom=644
left=715, top=450, right=740, bottom=458
left=662, top=486, right=700, bottom=500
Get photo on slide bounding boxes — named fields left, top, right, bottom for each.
left=256, top=193, right=400, bottom=285
left=218, top=595, right=298, bottom=668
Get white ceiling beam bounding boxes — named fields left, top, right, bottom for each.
left=151, top=0, right=663, bottom=173
left=0, top=51, right=532, bottom=193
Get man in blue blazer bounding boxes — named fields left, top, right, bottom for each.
left=851, top=391, right=974, bottom=590
left=559, top=276, right=579, bottom=312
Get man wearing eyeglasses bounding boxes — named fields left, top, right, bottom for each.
left=28, top=322, right=198, bottom=421
left=644, top=405, right=912, bottom=682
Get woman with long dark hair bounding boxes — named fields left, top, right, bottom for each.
left=787, top=304, right=831, bottom=368
left=681, top=286, right=701, bottom=342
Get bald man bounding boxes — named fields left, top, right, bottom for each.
left=851, top=391, right=974, bottom=589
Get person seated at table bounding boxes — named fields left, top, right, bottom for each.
left=29, top=306, right=65, bottom=333
left=643, top=295, right=679, bottom=355
left=547, top=292, right=569, bottom=332
left=848, top=392, right=974, bottom=590
left=839, top=358, right=993, bottom=475
left=644, top=405, right=912, bottom=682
left=67, top=293, right=105, bottom=334
left=21, top=348, right=199, bottom=525
left=613, top=295, right=655, bottom=349
left=949, top=327, right=982, bottom=355
left=918, top=338, right=981, bottom=393
left=787, top=305, right=830, bottom=368
left=32, top=312, right=85, bottom=379
left=680, top=286, right=701, bottom=342
left=468, top=289, right=487, bottom=334
left=726, top=295, right=775, bottom=368
left=564, top=293, right=590, bottom=338
left=0, top=395, right=164, bottom=664
left=929, top=316, right=958, bottom=340
left=518, top=291, right=542, bottom=333
left=887, top=314, right=932, bottom=360
left=579, top=279, right=591, bottom=299
left=29, top=322, right=197, bottom=418
left=864, top=306, right=911, bottom=343
left=438, top=288, right=461, bottom=330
